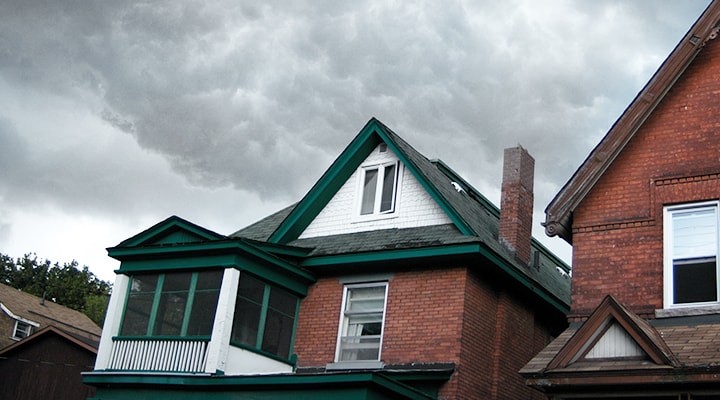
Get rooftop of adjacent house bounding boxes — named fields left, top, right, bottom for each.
left=521, top=296, right=720, bottom=377
left=232, top=118, right=571, bottom=311
left=0, top=282, right=101, bottom=344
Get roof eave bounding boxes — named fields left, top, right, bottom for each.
left=544, top=2, right=720, bottom=244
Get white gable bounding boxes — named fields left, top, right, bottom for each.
left=585, top=322, right=646, bottom=359
left=299, top=144, right=452, bottom=239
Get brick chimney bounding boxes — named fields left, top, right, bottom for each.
left=499, top=145, right=534, bottom=265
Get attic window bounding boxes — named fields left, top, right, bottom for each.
left=359, top=161, right=399, bottom=216
left=378, top=143, right=388, bottom=153
left=12, top=320, right=32, bottom=340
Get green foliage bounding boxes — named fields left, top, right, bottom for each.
left=0, top=252, right=111, bottom=326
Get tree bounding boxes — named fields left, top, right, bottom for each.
left=0, top=253, right=111, bottom=326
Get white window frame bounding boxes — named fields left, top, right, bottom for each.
left=12, top=320, right=32, bottom=340
left=356, top=161, right=401, bottom=218
left=663, top=201, right=720, bottom=308
left=334, top=282, right=388, bottom=364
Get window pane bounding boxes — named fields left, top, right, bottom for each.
left=260, top=288, right=298, bottom=358
left=380, top=163, right=397, bottom=212
left=673, top=208, right=717, bottom=260
left=238, top=274, right=265, bottom=303
left=121, top=274, right=159, bottom=336
left=674, top=258, right=717, bottom=304
left=196, top=270, right=223, bottom=290
left=231, top=274, right=265, bottom=347
left=153, top=272, right=192, bottom=336
left=268, top=288, right=298, bottom=318
left=347, top=286, right=386, bottom=312
left=186, top=271, right=222, bottom=336
left=361, top=169, right=378, bottom=215
left=261, top=308, right=295, bottom=358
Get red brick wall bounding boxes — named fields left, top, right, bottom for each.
left=294, top=265, right=561, bottom=399
left=570, top=37, right=720, bottom=318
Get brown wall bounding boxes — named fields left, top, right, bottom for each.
left=570, top=37, right=720, bottom=319
left=295, top=264, right=561, bottom=399
left=0, top=333, right=96, bottom=400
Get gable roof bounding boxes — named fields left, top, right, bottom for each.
left=544, top=1, right=720, bottom=244
left=267, top=118, right=479, bottom=244
left=546, top=295, right=676, bottom=371
left=0, top=282, right=101, bottom=345
left=0, top=325, right=98, bottom=356
left=234, top=118, right=571, bottom=313
left=522, top=296, right=720, bottom=389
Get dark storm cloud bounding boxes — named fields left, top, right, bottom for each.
left=0, top=0, right=712, bottom=270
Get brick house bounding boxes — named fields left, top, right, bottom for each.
left=84, top=118, right=570, bottom=399
left=521, top=2, right=720, bottom=398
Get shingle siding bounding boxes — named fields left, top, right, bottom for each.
left=299, top=145, right=452, bottom=239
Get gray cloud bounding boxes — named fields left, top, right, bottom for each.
left=0, top=0, right=712, bottom=272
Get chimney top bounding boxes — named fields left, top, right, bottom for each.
left=499, top=145, right=535, bottom=265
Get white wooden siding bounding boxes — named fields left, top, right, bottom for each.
left=586, top=322, right=645, bottom=359
left=299, top=144, right=452, bottom=238
left=108, top=338, right=208, bottom=372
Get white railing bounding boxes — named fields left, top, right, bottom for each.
left=108, top=338, right=209, bottom=373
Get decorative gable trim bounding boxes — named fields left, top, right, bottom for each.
left=548, top=295, right=677, bottom=369
left=268, top=118, right=475, bottom=244
left=114, top=215, right=226, bottom=248
left=544, top=2, right=720, bottom=244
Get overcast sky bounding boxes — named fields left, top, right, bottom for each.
left=0, top=0, right=712, bottom=282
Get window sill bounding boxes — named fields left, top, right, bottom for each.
left=655, top=304, right=720, bottom=318
left=326, top=361, right=385, bottom=371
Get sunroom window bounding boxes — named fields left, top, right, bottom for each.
left=336, top=283, right=388, bottom=362
left=120, top=270, right=223, bottom=337
left=359, top=162, right=399, bottom=216
left=231, top=273, right=299, bottom=360
left=664, top=202, right=720, bottom=307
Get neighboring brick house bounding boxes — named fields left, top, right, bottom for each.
left=522, top=2, right=720, bottom=398
left=84, top=118, right=570, bottom=399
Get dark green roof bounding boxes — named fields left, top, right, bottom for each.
left=232, top=118, right=570, bottom=312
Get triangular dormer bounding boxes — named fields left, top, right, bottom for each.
left=114, top=215, right=226, bottom=248
left=548, top=296, right=677, bottom=369
left=268, top=118, right=477, bottom=244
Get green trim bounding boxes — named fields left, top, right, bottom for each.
left=269, top=120, right=383, bottom=244
left=112, top=336, right=211, bottom=341
left=180, top=274, right=198, bottom=336
left=256, top=284, right=271, bottom=348
left=115, top=216, right=225, bottom=248
left=146, top=274, right=164, bottom=336
left=302, top=243, right=569, bottom=314
left=83, top=371, right=437, bottom=400
left=111, top=240, right=315, bottom=296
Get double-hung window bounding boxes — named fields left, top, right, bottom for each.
left=336, top=283, right=388, bottom=362
left=231, top=273, right=299, bottom=360
left=120, top=270, right=223, bottom=337
left=664, top=201, right=720, bottom=307
left=359, top=161, right=400, bottom=216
